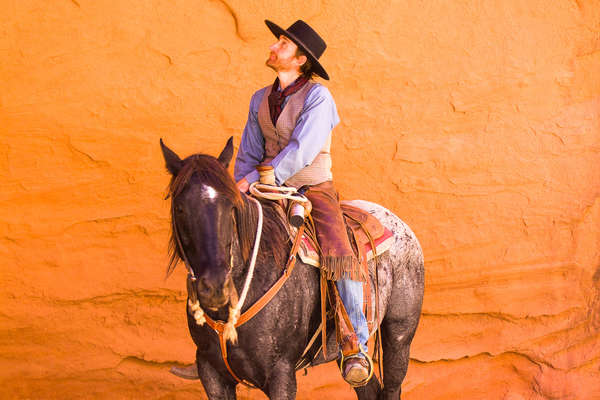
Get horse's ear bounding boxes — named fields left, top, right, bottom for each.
left=160, top=138, right=183, bottom=176
left=217, top=136, right=234, bottom=168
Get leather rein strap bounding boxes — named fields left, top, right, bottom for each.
left=343, top=212, right=384, bottom=386
left=199, top=224, right=305, bottom=388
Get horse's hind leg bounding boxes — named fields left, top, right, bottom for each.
left=378, top=317, right=418, bottom=400
left=353, top=317, right=416, bottom=400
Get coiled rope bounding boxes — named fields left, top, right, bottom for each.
left=249, top=182, right=309, bottom=203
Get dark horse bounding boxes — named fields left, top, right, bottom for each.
left=160, top=138, right=424, bottom=399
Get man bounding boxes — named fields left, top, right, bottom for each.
left=235, top=19, right=370, bottom=386
left=171, top=19, right=370, bottom=386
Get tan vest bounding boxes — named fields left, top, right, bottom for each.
left=257, top=82, right=333, bottom=188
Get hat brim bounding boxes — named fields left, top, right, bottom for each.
left=265, top=20, right=330, bottom=80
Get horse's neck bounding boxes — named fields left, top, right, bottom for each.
left=231, top=195, right=289, bottom=303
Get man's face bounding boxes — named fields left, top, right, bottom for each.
left=266, top=35, right=305, bottom=73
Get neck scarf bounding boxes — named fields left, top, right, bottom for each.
left=268, top=76, right=309, bottom=126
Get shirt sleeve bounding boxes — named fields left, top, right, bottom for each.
left=270, top=84, right=340, bottom=185
left=233, top=88, right=267, bottom=184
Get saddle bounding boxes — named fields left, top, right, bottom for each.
left=298, top=202, right=394, bottom=271
left=249, top=180, right=390, bottom=385
left=290, top=201, right=392, bottom=381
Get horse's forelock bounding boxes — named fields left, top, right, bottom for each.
left=168, top=155, right=242, bottom=206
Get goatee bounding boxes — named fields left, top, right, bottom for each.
left=265, top=58, right=276, bottom=71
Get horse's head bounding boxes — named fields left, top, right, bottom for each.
left=160, top=137, right=243, bottom=310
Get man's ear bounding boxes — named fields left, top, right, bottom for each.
left=296, top=54, right=307, bottom=68
left=160, top=139, right=183, bottom=176
left=217, top=137, right=234, bottom=168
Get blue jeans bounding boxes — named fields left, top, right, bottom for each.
left=336, top=278, right=369, bottom=353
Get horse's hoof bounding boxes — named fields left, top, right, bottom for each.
left=342, top=356, right=370, bottom=386
left=169, top=364, right=199, bottom=380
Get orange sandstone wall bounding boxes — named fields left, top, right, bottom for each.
left=1, top=1, right=599, bottom=399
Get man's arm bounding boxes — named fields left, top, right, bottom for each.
left=234, top=88, right=267, bottom=186
left=269, top=84, right=340, bottom=185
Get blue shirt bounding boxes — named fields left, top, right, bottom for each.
left=234, top=83, right=340, bottom=185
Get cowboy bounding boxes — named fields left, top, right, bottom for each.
left=171, top=19, right=370, bottom=386
left=234, top=19, right=370, bottom=386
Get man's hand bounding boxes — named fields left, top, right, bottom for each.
left=236, top=178, right=250, bottom=193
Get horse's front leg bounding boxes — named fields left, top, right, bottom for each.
left=196, top=350, right=237, bottom=400
left=265, top=359, right=297, bottom=400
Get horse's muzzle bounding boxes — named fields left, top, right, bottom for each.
left=195, top=275, right=230, bottom=310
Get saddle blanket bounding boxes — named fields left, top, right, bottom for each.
left=298, top=227, right=394, bottom=268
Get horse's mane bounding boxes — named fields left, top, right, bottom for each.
left=166, top=154, right=290, bottom=277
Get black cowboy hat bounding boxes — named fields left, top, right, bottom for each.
left=265, top=19, right=330, bottom=80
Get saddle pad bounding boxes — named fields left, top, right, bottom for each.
left=298, top=227, right=394, bottom=268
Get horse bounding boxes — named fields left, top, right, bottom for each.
left=160, top=137, right=424, bottom=400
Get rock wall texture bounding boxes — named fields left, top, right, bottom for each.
left=1, top=0, right=599, bottom=399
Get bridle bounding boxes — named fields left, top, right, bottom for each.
left=171, top=202, right=199, bottom=282
left=171, top=194, right=263, bottom=331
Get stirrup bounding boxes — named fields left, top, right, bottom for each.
left=339, top=344, right=374, bottom=387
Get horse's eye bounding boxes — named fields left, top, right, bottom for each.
left=175, top=205, right=184, bottom=214
left=181, top=232, right=190, bottom=245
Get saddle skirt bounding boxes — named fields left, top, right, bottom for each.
left=297, top=201, right=394, bottom=269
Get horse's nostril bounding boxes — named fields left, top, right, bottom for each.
left=197, top=276, right=214, bottom=296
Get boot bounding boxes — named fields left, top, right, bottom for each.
left=339, top=333, right=370, bottom=386
left=342, top=355, right=370, bottom=386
